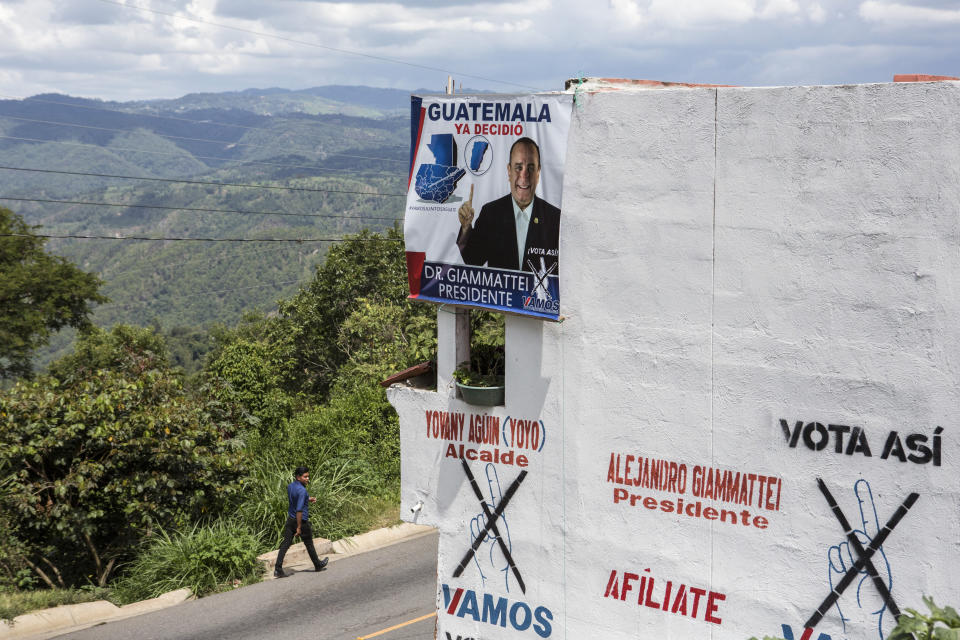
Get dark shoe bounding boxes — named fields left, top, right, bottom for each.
left=314, top=557, right=329, bottom=571
left=273, top=569, right=287, bottom=578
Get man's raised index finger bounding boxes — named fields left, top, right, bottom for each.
left=855, top=479, right=880, bottom=539
left=468, top=184, right=474, bottom=204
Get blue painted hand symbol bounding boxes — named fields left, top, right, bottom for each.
left=826, top=479, right=893, bottom=640
left=469, top=463, right=513, bottom=592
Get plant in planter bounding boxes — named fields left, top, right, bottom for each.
left=453, top=362, right=504, bottom=406
left=453, top=311, right=505, bottom=405
left=453, top=363, right=504, bottom=388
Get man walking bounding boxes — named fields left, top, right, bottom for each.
left=274, top=466, right=329, bottom=578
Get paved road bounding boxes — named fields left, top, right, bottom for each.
left=59, top=531, right=439, bottom=640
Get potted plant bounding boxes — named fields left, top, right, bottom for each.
left=453, top=362, right=505, bottom=406
left=453, top=312, right=505, bottom=406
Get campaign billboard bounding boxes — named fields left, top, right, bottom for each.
left=389, top=80, right=960, bottom=640
left=404, top=94, right=573, bottom=321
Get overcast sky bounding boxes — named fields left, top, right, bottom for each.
left=0, top=0, right=957, bottom=102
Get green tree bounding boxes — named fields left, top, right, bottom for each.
left=0, top=365, right=246, bottom=587
left=278, top=227, right=422, bottom=397
left=0, top=208, right=106, bottom=378
left=336, top=297, right=436, bottom=386
left=202, top=313, right=300, bottom=448
left=163, top=325, right=215, bottom=376
left=47, top=324, right=168, bottom=383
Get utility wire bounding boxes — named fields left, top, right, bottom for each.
left=0, top=114, right=406, bottom=164
left=0, top=135, right=396, bottom=175
left=98, top=279, right=304, bottom=309
left=0, top=166, right=406, bottom=197
left=96, top=0, right=543, bottom=92
left=0, top=196, right=403, bottom=222
left=102, top=242, right=326, bottom=279
left=0, top=232, right=402, bottom=243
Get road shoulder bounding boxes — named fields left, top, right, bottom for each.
left=1, top=523, right=436, bottom=640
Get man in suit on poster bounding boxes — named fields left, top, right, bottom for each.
left=456, top=137, right=560, bottom=275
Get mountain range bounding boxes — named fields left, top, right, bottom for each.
left=0, top=85, right=416, bottom=369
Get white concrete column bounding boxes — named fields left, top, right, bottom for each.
left=436, top=306, right=470, bottom=397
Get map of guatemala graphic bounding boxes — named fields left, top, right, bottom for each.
left=415, top=133, right=466, bottom=203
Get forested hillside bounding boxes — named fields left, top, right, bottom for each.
left=0, top=217, right=436, bottom=609
left=0, top=87, right=504, bottom=618
left=0, top=86, right=410, bottom=367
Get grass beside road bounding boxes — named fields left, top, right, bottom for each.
left=0, top=587, right=114, bottom=624
left=337, top=495, right=405, bottom=538
left=1, top=498, right=404, bottom=623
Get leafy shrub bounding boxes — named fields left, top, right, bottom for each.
left=203, top=332, right=298, bottom=445
left=47, top=324, right=168, bottom=383
left=0, top=476, right=34, bottom=592
left=283, top=384, right=401, bottom=496
left=0, top=369, right=246, bottom=588
left=749, top=598, right=960, bottom=640
left=111, top=520, right=262, bottom=604
left=335, top=298, right=436, bottom=386
left=888, top=597, right=960, bottom=640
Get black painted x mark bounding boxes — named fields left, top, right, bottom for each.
left=453, top=458, right=528, bottom=594
left=525, top=259, right=556, bottom=304
left=805, top=477, right=919, bottom=629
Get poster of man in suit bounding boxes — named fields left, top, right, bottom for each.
left=403, top=94, right=573, bottom=320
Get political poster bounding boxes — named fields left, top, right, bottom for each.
left=404, top=94, right=574, bottom=321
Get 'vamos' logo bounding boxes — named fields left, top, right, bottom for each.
left=441, top=584, right=553, bottom=638
left=522, top=258, right=558, bottom=314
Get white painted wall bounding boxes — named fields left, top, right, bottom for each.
left=388, top=80, right=960, bottom=640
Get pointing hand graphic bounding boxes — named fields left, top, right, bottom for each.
left=469, top=463, right=513, bottom=592
left=458, top=184, right=475, bottom=231
left=826, top=479, right=893, bottom=640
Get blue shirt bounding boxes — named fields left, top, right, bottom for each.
left=287, top=481, right=310, bottom=521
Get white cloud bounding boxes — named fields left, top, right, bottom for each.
left=808, top=2, right=827, bottom=22
left=609, top=0, right=644, bottom=27
left=384, top=17, right=533, bottom=32
left=860, top=0, right=960, bottom=24
left=609, top=0, right=830, bottom=30
left=750, top=42, right=933, bottom=85
left=759, top=0, right=801, bottom=19
left=646, top=0, right=759, bottom=27
left=0, top=0, right=957, bottom=100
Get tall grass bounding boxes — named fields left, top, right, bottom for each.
left=233, top=439, right=403, bottom=546
left=233, top=450, right=291, bottom=548
left=111, top=520, right=263, bottom=604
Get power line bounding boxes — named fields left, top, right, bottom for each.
left=96, top=0, right=543, bottom=92
left=102, top=242, right=326, bottom=279
left=0, top=196, right=403, bottom=222
left=0, top=165, right=407, bottom=197
left=0, top=134, right=396, bottom=175
left=0, top=232, right=402, bottom=243
left=0, top=114, right=406, bottom=164
left=98, top=279, right=304, bottom=309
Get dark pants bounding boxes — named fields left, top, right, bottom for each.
left=275, top=517, right=323, bottom=571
